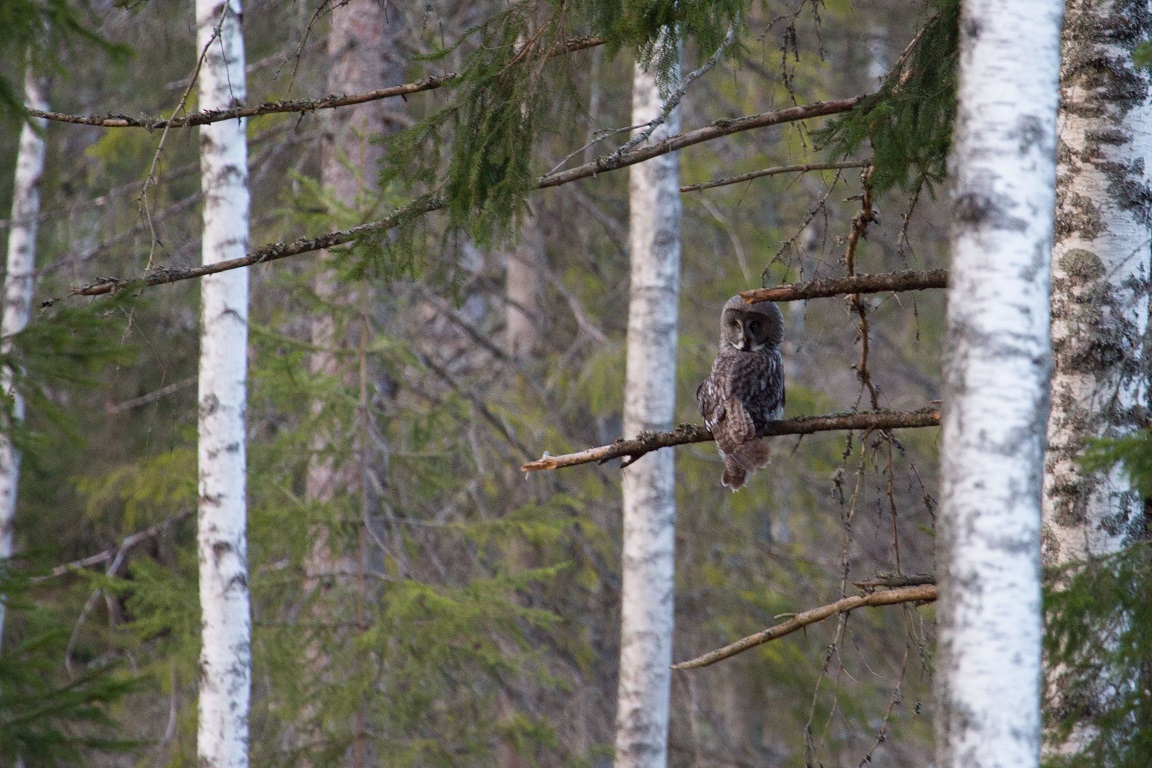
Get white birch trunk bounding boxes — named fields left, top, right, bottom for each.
left=614, top=58, right=681, bottom=768
left=1042, top=0, right=1152, bottom=753
left=196, top=1, right=251, bottom=766
left=936, top=1, right=1063, bottom=766
left=0, top=67, right=47, bottom=648
left=1044, top=0, right=1152, bottom=566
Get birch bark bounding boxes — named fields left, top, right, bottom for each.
left=936, top=0, right=1063, bottom=766
left=1044, top=0, right=1152, bottom=566
left=1043, top=0, right=1152, bottom=752
left=0, top=67, right=46, bottom=648
left=195, top=1, right=251, bottom=766
left=614, top=57, right=681, bottom=768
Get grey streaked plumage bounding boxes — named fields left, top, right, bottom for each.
left=696, top=295, right=786, bottom=490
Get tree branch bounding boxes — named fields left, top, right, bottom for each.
left=740, top=269, right=948, bottom=303
left=60, top=94, right=869, bottom=301
left=671, top=583, right=938, bottom=670
left=681, top=161, right=870, bottom=193
left=29, top=36, right=606, bottom=130
left=519, top=407, right=940, bottom=472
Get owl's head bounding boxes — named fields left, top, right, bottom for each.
left=719, top=295, right=784, bottom=352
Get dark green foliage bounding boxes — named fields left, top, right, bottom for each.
left=0, top=595, right=139, bottom=766
left=1083, top=429, right=1152, bottom=500
left=815, top=0, right=959, bottom=194
left=1043, top=543, right=1152, bottom=768
left=380, top=0, right=743, bottom=253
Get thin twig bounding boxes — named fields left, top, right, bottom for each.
left=681, top=161, right=869, bottom=193
left=520, top=407, right=940, bottom=472
left=671, top=583, right=937, bottom=670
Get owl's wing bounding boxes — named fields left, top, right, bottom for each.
left=697, top=373, right=757, bottom=454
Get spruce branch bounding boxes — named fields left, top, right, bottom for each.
left=58, top=95, right=867, bottom=301
left=671, top=583, right=938, bottom=670
left=520, top=407, right=941, bottom=472
left=28, top=36, right=606, bottom=130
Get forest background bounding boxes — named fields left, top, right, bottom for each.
left=0, top=0, right=1140, bottom=766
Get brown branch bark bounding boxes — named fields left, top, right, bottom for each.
left=61, top=94, right=869, bottom=301
left=520, top=406, right=940, bottom=472
left=29, top=37, right=606, bottom=130
left=672, top=583, right=938, bottom=670
left=739, top=269, right=948, bottom=303
left=36, top=509, right=195, bottom=581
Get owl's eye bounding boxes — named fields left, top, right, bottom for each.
left=748, top=320, right=761, bottom=333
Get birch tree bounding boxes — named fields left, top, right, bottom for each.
left=614, top=54, right=681, bottom=768
left=0, top=65, right=46, bottom=648
left=1042, top=0, right=1152, bottom=754
left=195, top=1, right=251, bottom=765
left=1045, top=0, right=1151, bottom=570
left=936, top=0, right=1063, bottom=766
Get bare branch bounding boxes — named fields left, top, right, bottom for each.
left=672, top=583, right=938, bottom=670
left=28, top=37, right=606, bottom=130
left=539, top=96, right=865, bottom=189
left=38, top=509, right=194, bottom=581
left=681, top=161, right=869, bottom=193
left=520, top=407, right=940, bottom=472
left=740, top=269, right=948, bottom=303
left=60, top=95, right=869, bottom=301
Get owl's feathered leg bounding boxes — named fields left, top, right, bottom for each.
left=721, top=438, right=771, bottom=491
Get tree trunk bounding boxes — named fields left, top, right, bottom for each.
left=613, top=56, right=681, bottom=768
left=1045, top=0, right=1151, bottom=568
left=0, top=66, right=46, bottom=649
left=505, top=215, right=545, bottom=360
left=196, top=1, right=251, bottom=766
left=1042, top=0, right=1152, bottom=753
left=935, top=1, right=1063, bottom=766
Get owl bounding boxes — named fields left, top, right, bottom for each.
left=696, top=295, right=786, bottom=490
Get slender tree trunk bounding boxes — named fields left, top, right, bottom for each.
left=1042, top=0, right=1152, bottom=753
left=196, top=1, right=251, bottom=766
left=303, top=2, right=395, bottom=763
left=0, top=66, right=46, bottom=649
left=935, top=1, right=1063, bottom=766
left=505, top=215, right=545, bottom=360
left=614, top=56, right=681, bottom=768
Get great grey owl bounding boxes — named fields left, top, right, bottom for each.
left=696, top=295, right=786, bottom=490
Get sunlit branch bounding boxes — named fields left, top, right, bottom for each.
left=740, top=269, right=948, bottom=303
left=672, top=583, right=938, bottom=670
left=519, top=407, right=940, bottom=472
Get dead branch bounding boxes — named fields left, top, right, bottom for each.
left=61, top=95, right=868, bottom=301
left=38, top=508, right=194, bottom=581
left=680, top=161, right=869, bottom=193
left=29, top=37, right=605, bottom=130
left=740, top=269, right=948, bottom=303
left=539, top=96, right=864, bottom=189
left=520, top=407, right=940, bottom=472
left=672, top=583, right=938, bottom=670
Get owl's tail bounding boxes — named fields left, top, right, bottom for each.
left=722, top=438, right=771, bottom=491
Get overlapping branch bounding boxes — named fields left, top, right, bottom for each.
left=62, top=95, right=867, bottom=300
left=520, top=407, right=940, bottom=472
left=28, top=37, right=606, bottom=130
left=672, top=582, right=938, bottom=670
